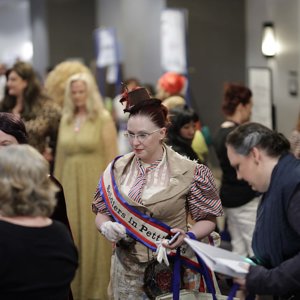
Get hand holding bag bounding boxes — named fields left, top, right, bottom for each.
left=155, top=232, right=253, bottom=300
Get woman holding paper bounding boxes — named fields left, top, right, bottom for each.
left=92, top=87, right=223, bottom=299
left=226, top=122, right=300, bottom=299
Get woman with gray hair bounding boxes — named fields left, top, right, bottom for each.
left=0, top=112, right=72, bottom=232
left=226, top=122, right=300, bottom=299
left=0, top=144, right=78, bottom=299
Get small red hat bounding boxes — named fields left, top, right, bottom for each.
left=158, top=72, right=186, bottom=95
left=119, top=86, right=151, bottom=112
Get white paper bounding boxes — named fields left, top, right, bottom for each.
left=184, top=238, right=254, bottom=278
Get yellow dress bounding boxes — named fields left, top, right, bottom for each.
left=54, top=110, right=118, bottom=300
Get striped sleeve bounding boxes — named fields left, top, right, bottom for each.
left=187, top=164, right=223, bottom=221
left=92, top=186, right=111, bottom=216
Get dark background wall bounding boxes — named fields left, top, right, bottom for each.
left=166, top=0, right=246, bottom=139
left=46, top=0, right=96, bottom=67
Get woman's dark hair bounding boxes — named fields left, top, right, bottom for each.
left=222, top=83, right=252, bottom=116
left=128, top=99, right=170, bottom=128
left=166, top=105, right=200, bottom=162
left=119, top=86, right=170, bottom=128
left=226, top=122, right=290, bottom=157
left=1, top=61, right=47, bottom=119
left=0, top=112, right=28, bottom=144
left=168, top=105, right=198, bottom=135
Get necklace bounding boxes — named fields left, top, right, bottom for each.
left=74, top=115, right=86, bottom=132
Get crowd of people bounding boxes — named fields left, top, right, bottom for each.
left=0, top=59, right=299, bottom=300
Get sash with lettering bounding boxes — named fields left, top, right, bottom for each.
left=99, top=156, right=206, bottom=270
left=99, top=156, right=235, bottom=300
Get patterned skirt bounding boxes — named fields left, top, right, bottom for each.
left=110, top=248, right=202, bottom=300
left=110, top=251, right=149, bottom=299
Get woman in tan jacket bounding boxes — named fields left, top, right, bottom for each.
left=92, top=87, right=222, bottom=299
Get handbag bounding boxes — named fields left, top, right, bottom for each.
left=156, top=289, right=239, bottom=300
left=144, top=259, right=184, bottom=300
left=144, top=257, right=239, bottom=300
left=152, top=243, right=242, bottom=300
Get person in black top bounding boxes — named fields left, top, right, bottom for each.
left=213, top=83, right=259, bottom=257
left=0, top=144, right=78, bottom=300
left=0, top=112, right=75, bottom=299
left=227, top=122, right=300, bottom=300
left=0, top=112, right=72, bottom=231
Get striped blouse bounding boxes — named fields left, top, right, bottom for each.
left=92, top=152, right=223, bottom=221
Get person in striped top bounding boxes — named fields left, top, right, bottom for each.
left=92, top=87, right=223, bottom=299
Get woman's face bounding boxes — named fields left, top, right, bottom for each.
left=6, top=71, right=28, bottom=98
left=0, top=130, right=18, bottom=147
left=127, top=115, right=166, bottom=163
left=70, top=80, right=88, bottom=110
left=179, top=121, right=196, bottom=140
left=227, top=144, right=269, bottom=192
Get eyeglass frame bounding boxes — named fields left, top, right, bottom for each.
left=123, top=128, right=161, bottom=142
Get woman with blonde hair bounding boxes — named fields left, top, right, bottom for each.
left=62, top=72, right=104, bottom=123
left=0, top=144, right=78, bottom=299
left=54, top=72, right=118, bottom=300
left=44, top=60, right=92, bottom=108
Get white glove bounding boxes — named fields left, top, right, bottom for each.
left=210, top=231, right=221, bottom=247
left=155, top=240, right=170, bottom=266
left=100, top=221, right=126, bottom=242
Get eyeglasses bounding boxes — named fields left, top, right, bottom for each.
left=124, top=129, right=161, bottom=142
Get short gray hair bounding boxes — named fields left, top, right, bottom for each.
left=226, top=122, right=290, bottom=157
left=0, top=145, right=58, bottom=217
